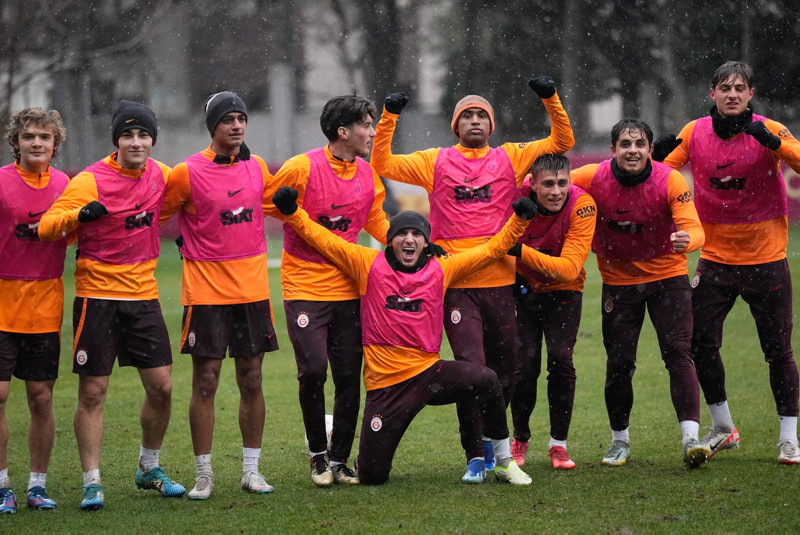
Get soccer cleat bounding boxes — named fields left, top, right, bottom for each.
left=683, top=438, right=711, bottom=469
left=331, top=464, right=360, bottom=485
left=482, top=440, right=496, bottom=471
left=188, top=471, right=214, bottom=500
left=461, top=458, right=486, bottom=484
left=602, top=440, right=630, bottom=467
left=26, top=486, right=57, bottom=510
left=701, top=427, right=740, bottom=459
left=80, top=483, right=104, bottom=511
left=241, top=471, right=274, bottom=494
left=548, top=446, right=576, bottom=470
left=511, top=439, right=529, bottom=467
left=778, top=440, right=800, bottom=465
left=494, top=460, right=532, bottom=485
left=310, top=454, right=333, bottom=487
left=135, top=466, right=186, bottom=497
left=0, top=487, right=16, bottom=514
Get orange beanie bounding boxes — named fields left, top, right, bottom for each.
left=451, top=95, right=494, bottom=138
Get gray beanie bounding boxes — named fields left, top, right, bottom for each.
left=387, top=211, right=431, bottom=243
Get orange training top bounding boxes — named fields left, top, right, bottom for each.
left=571, top=163, right=704, bottom=286
left=518, top=192, right=596, bottom=293
left=663, top=118, right=800, bottom=265
left=0, top=163, right=73, bottom=332
left=160, top=146, right=280, bottom=305
left=269, top=145, right=390, bottom=301
left=284, top=207, right=528, bottom=391
left=38, top=154, right=170, bottom=300
left=371, top=92, right=574, bottom=289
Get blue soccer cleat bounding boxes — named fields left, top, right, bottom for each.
left=26, top=486, right=57, bottom=510
left=136, top=466, right=186, bottom=497
left=461, top=458, right=486, bottom=484
left=0, top=487, right=16, bottom=514
left=80, top=483, right=104, bottom=511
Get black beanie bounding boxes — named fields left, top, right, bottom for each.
left=111, top=100, right=157, bottom=147
left=205, top=91, right=247, bottom=135
left=386, top=211, right=431, bottom=243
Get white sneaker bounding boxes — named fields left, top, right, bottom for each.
left=188, top=471, right=214, bottom=500
left=241, top=471, right=274, bottom=494
left=494, top=460, right=532, bottom=485
left=778, top=440, right=800, bottom=465
left=701, top=427, right=739, bottom=459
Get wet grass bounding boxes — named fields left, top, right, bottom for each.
left=2, top=228, right=800, bottom=532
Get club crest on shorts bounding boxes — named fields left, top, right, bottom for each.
left=450, top=308, right=462, bottom=324
left=297, top=312, right=309, bottom=328
left=188, top=331, right=196, bottom=347
left=370, top=414, right=383, bottom=432
left=604, top=296, right=614, bottom=313
left=692, top=273, right=701, bottom=288
left=75, top=349, right=88, bottom=366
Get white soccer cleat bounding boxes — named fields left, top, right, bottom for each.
left=778, top=440, right=800, bottom=465
left=701, top=427, right=739, bottom=459
left=241, top=471, right=274, bottom=494
left=188, top=471, right=214, bottom=500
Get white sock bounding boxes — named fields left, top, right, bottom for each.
left=779, top=416, right=798, bottom=444
left=82, top=469, right=101, bottom=486
left=548, top=437, right=567, bottom=450
left=309, top=450, right=327, bottom=458
left=243, top=447, right=260, bottom=474
left=0, top=468, right=8, bottom=486
left=139, top=446, right=160, bottom=472
left=28, top=472, right=47, bottom=490
left=612, top=428, right=630, bottom=443
left=195, top=454, right=212, bottom=474
left=492, top=438, right=512, bottom=467
left=707, top=401, right=735, bottom=431
left=680, top=420, right=700, bottom=445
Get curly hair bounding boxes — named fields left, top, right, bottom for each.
left=6, top=107, right=67, bottom=160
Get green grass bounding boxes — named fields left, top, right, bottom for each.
left=3, top=229, right=800, bottom=532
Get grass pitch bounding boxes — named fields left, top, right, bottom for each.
left=2, top=230, right=800, bottom=532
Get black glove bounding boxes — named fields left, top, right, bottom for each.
left=743, top=120, right=781, bottom=151
left=78, top=201, right=108, bottom=223
left=652, top=134, right=682, bottom=162
left=512, top=197, right=538, bottom=219
left=528, top=76, right=556, bottom=99
left=507, top=243, right=522, bottom=258
left=384, top=92, right=409, bottom=114
left=272, top=186, right=299, bottom=215
left=426, top=243, right=447, bottom=257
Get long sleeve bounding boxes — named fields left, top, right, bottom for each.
left=441, top=213, right=528, bottom=286
left=38, top=172, right=98, bottom=241
left=371, top=110, right=439, bottom=192
left=668, top=169, right=704, bottom=253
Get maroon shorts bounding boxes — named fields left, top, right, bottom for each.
left=180, top=300, right=279, bottom=358
left=72, top=297, right=173, bottom=376
left=0, top=331, right=60, bottom=381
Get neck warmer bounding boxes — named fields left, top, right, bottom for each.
left=710, top=105, right=753, bottom=140
left=611, top=158, right=652, bottom=187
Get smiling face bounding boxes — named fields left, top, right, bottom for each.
left=611, top=128, right=652, bottom=175
left=456, top=108, right=491, bottom=149
left=115, top=128, right=153, bottom=170
left=531, top=169, right=570, bottom=212
left=390, top=228, right=427, bottom=268
left=14, top=125, right=56, bottom=173
left=710, top=74, right=754, bottom=118
left=211, top=112, right=247, bottom=156
left=340, top=114, right=375, bottom=159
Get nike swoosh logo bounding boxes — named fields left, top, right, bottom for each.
left=709, top=438, right=724, bottom=451
left=125, top=118, right=135, bottom=123
left=28, top=210, right=46, bottom=218
left=331, top=202, right=351, bottom=210
left=134, top=202, right=144, bottom=210
left=464, top=176, right=479, bottom=183
left=228, top=188, right=244, bottom=197
left=716, top=162, right=735, bottom=170
left=615, top=209, right=634, bottom=214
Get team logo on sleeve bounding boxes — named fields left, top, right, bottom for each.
left=188, top=331, right=196, bottom=347
left=75, top=349, right=88, bottom=366
left=603, top=296, right=614, bottom=314
left=450, top=308, right=462, bottom=324
left=370, top=415, right=383, bottom=432
left=297, top=313, right=309, bottom=328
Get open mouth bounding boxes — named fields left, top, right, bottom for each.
left=401, top=246, right=416, bottom=260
